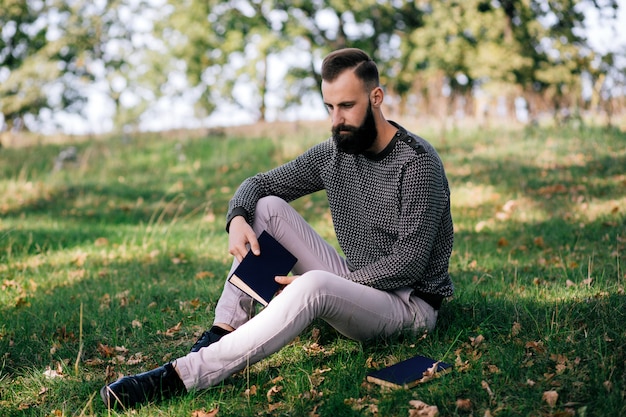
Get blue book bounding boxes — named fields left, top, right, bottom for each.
left=366, top=355, right=452, bottom=389
left=228, top=230, right=298, bottom=306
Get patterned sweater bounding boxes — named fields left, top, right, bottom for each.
left=227, top=122, right=454, bottom=298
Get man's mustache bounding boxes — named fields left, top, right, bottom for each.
left=332, top=124, right=359, bottom=135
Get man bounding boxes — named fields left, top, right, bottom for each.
left=100, top=48, right=454, bottom=409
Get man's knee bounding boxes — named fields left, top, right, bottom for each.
left=286, top=270, right=336, bottom=296
left=255, top=196, right=289, bottom=218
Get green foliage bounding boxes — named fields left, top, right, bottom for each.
left=0, top=123, right=624, bottom=416
left=2, top=0, right=624, bottom=132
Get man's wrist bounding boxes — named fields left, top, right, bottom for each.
left=225, top=207, right=249, bottom=232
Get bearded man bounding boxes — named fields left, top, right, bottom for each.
left=101, top=47, right=454, bottom=409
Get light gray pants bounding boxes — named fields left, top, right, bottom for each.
left=175, top=196, right=438, bottom=390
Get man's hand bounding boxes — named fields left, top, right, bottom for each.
left=275, top=275, right=299, bottom=286
left=228, top=216, right=260, bottom=262
left=275, top=275, right=300, bottom=295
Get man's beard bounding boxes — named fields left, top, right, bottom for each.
left=332, top=104, right=377, bottom=155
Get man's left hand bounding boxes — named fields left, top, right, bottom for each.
left=275, top=275, right=300, bottom=295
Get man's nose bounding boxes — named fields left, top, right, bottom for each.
left=330, top=109, right=344, bottom=126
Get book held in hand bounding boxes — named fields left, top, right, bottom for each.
left=366, top=355, right=452, bottom=389
left=228, top=230, right=298, bottom=306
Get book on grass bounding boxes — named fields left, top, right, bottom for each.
left=228, top=230, right=298, bottom=306
left=366, top=355, right=452, bottom=389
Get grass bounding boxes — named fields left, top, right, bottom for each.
left=0, top=120, right=624, bottom=416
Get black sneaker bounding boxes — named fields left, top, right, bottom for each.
left=190, top=326, right=230, bottom=352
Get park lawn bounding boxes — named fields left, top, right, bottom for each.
left=0, top=121, right=624, bottom=416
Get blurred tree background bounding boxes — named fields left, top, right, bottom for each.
left=1, top=0, right=624, bottom=135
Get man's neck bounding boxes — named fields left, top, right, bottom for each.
left=370, top=119, right=398, bottom=154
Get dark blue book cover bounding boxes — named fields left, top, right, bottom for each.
left=366, top=355, right=452, bottom=389
left=228, top=230, right=297, bottom=306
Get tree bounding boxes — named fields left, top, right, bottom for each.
left=489, top=0, right=620, bottom=122
left=0, top=0, right=94, bottom=132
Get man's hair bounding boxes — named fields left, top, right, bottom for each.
left=321, top=48, right=379, bottom=91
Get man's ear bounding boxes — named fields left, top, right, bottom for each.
left=370, top=86, right=384, bottom=107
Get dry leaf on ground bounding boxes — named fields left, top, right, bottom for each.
left=191, top=408, right=219, bottom=417
left=408, top=400, right=439, bottom=417
left=542, top=390, right=558, bottom=407
left=456, top=398, right=472, bottom=411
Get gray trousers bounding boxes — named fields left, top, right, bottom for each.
left=175, top=196, right=438, bottom=390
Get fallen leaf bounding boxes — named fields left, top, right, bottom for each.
left=481, top=380, right=493, bottom=398
left=159, top=322, right=182, bottom=337
left=267, top=402, right=283, bottom=412
left=243, top=385, right=257, bottom=398
left=538, top=184, right=567, bottom=196
left=542, top=390, right=558, bottom=408
left=270, top=376, right=284, bottom=384
left=470, top=334, right=485, bottom=347
left=115, top=290, right=130, bottom=307
left=475, top=220, right=489, bottom=232
left=115, top=345, right=129, bottom=354
left=511, top=321, right=521, bottom=337
left=456, top=398, right=472, bottom=411
left=104, top=365, right=118, bottom=384
left=191, top=408, right=219, bottom=417
left=311, top=327, right=321, bottom=342
left=419, top=361, right=441, bottom=383
left=43, top=366, right=63, bottom=379
left=195, top=271, right=215, bottom=279
left=487, top=364, right=500, bottom=374
left=72, top=251, right=88, bottom=266
left=454, top=355, right=470, bottom=372
left=266, top=385, right=282, bottom=402
left=99, top=294, right=111, bottom=310
left=68, top=269, right=86, bottom=280
left=502, top=200, right=517, bottom=213
left=84, top=358, right=104, bottom=366
left=408, top=400, right=439, bottom=417
left=126, top=352, right=147, bottom=365
left=310, top=367, right=331, bottom=387
left=525, top=340, right=546, bottom=354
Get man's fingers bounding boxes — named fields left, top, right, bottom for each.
left=247, top=231, right=260, bottom=256
left=275, top=275, right=299, bottom=285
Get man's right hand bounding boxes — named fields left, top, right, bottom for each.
left=228, top=215, right=260, bottom=263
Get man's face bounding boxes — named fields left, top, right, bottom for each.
left=322, top=71, right=378, bottom=154
left=331, top=103, right=377, bottom=154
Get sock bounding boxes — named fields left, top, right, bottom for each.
left=209, top=325, right=231, bottom=336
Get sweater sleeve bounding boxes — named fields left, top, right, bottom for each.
left=226, top=142, right=328, bottom=228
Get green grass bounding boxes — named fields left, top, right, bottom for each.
left=0, top=122, right=624, bottom=416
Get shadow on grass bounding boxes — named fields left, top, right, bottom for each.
left=1, top=125, right=625, bottom=415
left=0, top=253, right=229, bottom=373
